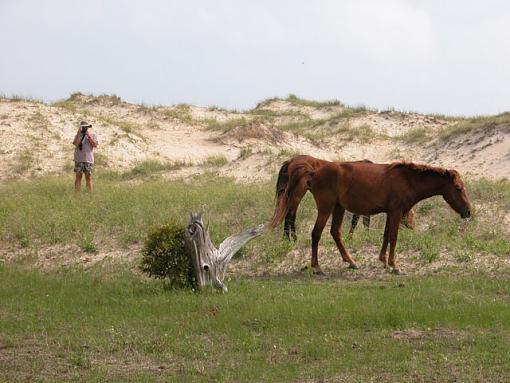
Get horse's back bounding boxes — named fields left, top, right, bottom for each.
left=313, top=161, right=396, bottom=215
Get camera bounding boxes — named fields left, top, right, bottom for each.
left=79, top=121, right=92, bottom=134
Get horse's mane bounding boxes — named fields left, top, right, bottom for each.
left=389, top=161, right=463, bottom=189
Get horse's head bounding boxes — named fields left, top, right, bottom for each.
left=442, top=170, right=471, bottom=219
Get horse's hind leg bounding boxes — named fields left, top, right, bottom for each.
left=348, top=214, right=360, bottom=236
left=402, top=208, right=416, bottom=229
left=363, top=215, right=370, bottom=230
left=331, top=204, right=358, bottom=269
left=284, top=209, right=297, bottom=241
left=289, top=211, right=298, bottom=241
left=284, top=182, right=308, bottom=241
left=283, top=212, right=292, bottom=239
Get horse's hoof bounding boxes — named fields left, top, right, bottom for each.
left=391, top=268, right=401, bottom=275
left=348, top=263, right=359, bottom=270
left=313, top=269, right=326, bottom=276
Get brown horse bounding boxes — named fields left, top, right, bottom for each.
left=270, top=155, right=415, bottom=240
left=274, top=160, right=471, bottom=274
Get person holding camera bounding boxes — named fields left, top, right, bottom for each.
left=73, top=121, right=98, bottom=193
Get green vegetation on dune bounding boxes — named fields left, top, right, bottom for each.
left=439, top=112, right=510, bottom=139
left=0, top=266, right=509, bottom=382
left=285, top=94, right=343, bottom=108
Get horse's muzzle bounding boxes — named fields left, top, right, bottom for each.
left=461, top=209, right=471, bottom=219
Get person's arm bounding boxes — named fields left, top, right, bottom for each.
left=73, top=128, right=82, bottom=146
left=87, top=132, right=98, bottom=148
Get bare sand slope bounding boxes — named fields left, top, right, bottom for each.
left=1, top=93, right=508, bottom=180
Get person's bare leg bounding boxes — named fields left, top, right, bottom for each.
left=75, top=173, right=83, bottom=193
left=85, top=173, right=93, bottom=193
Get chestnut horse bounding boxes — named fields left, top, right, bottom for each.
left=270, top=155, right=415, bottom=240
left=274, top=160, right=471, bottom=274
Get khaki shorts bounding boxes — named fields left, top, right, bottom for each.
left=74, top=162, right=94, bottom=174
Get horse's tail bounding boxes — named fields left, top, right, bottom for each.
left=270, top=160, right=315, bottom=229
left=270, top=160, right=291, bottom=229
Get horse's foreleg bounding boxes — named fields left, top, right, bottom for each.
left=331, top=204, right=358, bottom=269
left=311, top=209, right=332, bottom=275
left=387, top=212, right=402, bottom=274
left=379, top=217, right=390, bottom=268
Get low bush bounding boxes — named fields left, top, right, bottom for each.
left=140, top=223, right=196, bottom=289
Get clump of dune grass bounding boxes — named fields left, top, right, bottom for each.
left=203, top=154, right=228, bottom=167
left=160, top=104, right=193, bottom=125
left=439, top=112, right=510, bottom=140
left=399, top=126, right=430, bottom=143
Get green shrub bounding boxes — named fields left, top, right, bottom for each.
left=140, top=223, right=196, bottom=289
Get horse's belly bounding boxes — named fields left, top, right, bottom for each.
left=340, top=193, right=387, bottom=215
left=345, top=204, right=385, bottom=216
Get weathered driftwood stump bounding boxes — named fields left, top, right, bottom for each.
left=184, top=212, right=265, bottom=292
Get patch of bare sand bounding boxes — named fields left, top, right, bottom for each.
left=392, top=328, right=469, bottom=341
left=426, top=124, right=510, bottom=179
left=0, top=243, right=142, bottom=270
left=351, top=110, right=449, bottom=138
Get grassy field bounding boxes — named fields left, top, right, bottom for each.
left=1, top=266, right=510, bottom=382
left=1, top=174, right=509, bottom=382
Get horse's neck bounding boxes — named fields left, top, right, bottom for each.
left=408, top=172, right=446, bottom=205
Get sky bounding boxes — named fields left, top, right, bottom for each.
left=1, top=0, right=509, bottom=116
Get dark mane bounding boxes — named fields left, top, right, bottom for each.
left=389, top=161, right=463, bottom=189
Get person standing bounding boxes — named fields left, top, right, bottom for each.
left=73, top=121, right=98, bottom=193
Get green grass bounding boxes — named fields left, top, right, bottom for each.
left=1, top=174, right=509, bottom=381
left=0, top=94, right=44, bottom=103
left=286, top=94, right=343, bottom=108
left=203, top=117, right=250, bottom=132
left=52, top=99, right=78, bottom=112
left=202, top=155, right=229, bottom=167
left=237, top=147, right=253, bottom=160
left=0, top=175, right=508, bottom=264
left=161, top=104, right=194, bottom=124
left=0, top=266, right=509, bottom=382
left=13, top=149, right=34, bottom=174
left=0, top=175, right=276, bottom=249
left=399, top=126, right=430, bottom=143
left=102, top=117, right=139, bottom=134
